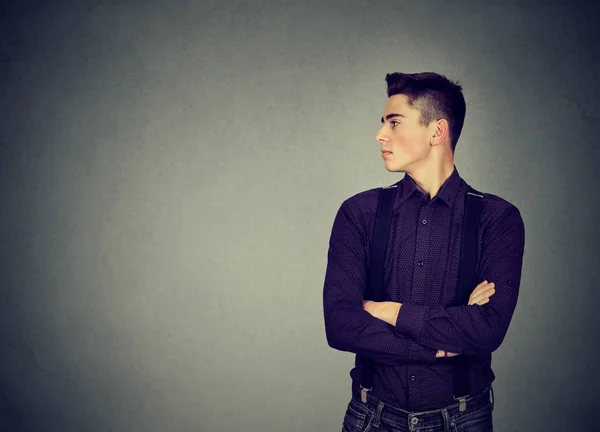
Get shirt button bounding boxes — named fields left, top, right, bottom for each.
left=417, top=261, right=423, bottom=267
left=422, top=219, right=427, bottom=225
left=415, top=191, right=420, bottom=196
left=410, top=375, right=416, bottom=381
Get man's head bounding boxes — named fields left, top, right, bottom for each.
left=376, top=72, right=466, bottom=172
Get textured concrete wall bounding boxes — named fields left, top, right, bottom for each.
left=1, top=1, right=598, bottom=431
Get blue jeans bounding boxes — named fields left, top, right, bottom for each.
left=341, top=385, right=494, bottom=432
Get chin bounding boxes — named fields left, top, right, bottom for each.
left=385, top=161, right=405, bottom=173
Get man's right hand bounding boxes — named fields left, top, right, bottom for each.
left=435, top=280, right=496, bottom=358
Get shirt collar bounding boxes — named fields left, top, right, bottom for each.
left=398, top=165, right=462, bottom=207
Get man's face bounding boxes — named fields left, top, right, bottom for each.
left=376, top=94, right=433, bottom=172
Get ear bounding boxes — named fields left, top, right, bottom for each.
left=430, top=119, right=449, bottom=147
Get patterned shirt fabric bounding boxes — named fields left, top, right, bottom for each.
left=322, top=165, right=525, bottom=412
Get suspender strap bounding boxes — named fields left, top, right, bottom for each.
left=358, top=183, right=398, bottom=398
left=365, top=184, right=398, bottom=301
left=452, top=185, right=484, bottom=402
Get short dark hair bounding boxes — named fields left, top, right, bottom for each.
left=385, top=72, right=466, bottom=153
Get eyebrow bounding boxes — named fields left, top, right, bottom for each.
left=380, top=113, right=405, bottom=123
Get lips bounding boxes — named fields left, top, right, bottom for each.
left=381, top=150, right=392, bottom=154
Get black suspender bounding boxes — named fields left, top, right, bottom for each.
left=358, top=182, right=484, bottom=410
left=364, top=183, right=399, bottom=301
left=452, top=186, right=484, bottom=410
left=359, top=183, right=399, bottom=402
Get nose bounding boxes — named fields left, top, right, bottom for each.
left=376, top=125, right=388, bottom=144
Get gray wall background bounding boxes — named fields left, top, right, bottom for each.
left=1, top=1, right=599, bottom=431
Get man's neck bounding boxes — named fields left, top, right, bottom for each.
left=405, top=159, right=455, bottom=201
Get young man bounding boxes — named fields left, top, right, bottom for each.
left=323, top=72, right=525, bottom=431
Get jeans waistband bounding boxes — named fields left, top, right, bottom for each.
left=351, top=381, right=493, bottom=422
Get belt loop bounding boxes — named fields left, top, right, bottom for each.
left=441, top=408, right=451, bottom=432
left=372, top=401, right=385, bottom=428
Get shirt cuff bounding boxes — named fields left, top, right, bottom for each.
left=395, top=302, right=428, bottom=341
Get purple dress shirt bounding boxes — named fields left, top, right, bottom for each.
left=323, top=165, right=525, bottom=411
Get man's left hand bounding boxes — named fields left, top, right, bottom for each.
left=363, top=301, right=402, bottom=326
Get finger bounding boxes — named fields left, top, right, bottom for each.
left=469, top=282, right=489, bottom=298
left=475, top=280, right=489, bottom=289
left=470, top=297, right=489, bottom=306
left=469, top=288, right=496, bottom=305
left=472, top=281, right=495, bottom=295
left=470, top=289, right=495, bottom=305
left=469, top=282, right=495, bottom=300
left=473, top=285, right=496, bottom=300
left=471, top=296, right=491, bottom=306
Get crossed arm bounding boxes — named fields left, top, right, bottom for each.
left=362, top=278, right=496, bottom=358
left=323, top=200, right=525, bottom=363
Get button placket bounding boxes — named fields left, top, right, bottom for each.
left=408, top=199, right=434, bottom=415
left=412, top=205, right=433, bottom=302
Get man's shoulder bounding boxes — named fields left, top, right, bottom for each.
left=478, top=189, right=523, bottom=227
left=481, top=191, right=518, bottom=211
left=340, top=184, right=392, bottom=216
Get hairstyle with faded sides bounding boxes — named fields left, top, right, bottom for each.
left=385, top=72, right=466, bottom=153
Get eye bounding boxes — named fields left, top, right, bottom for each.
left=391, top=120, right=400, bottom=127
